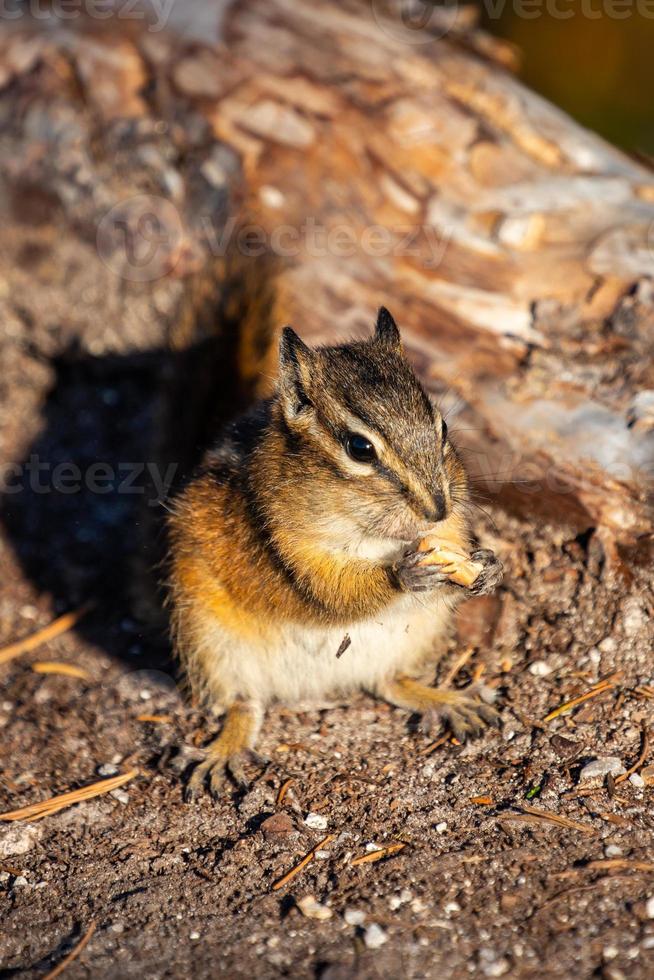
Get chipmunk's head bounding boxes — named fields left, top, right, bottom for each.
left=275, top=308, right=468, bottom=547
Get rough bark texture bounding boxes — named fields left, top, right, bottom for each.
left=221, top=0, right=654, bottom=543
left=1, top=0, right=653, bottom=542
left=1, top=4, right=654, bottom=980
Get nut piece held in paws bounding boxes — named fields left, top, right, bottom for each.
left=416, top=534, right=484, bottom=588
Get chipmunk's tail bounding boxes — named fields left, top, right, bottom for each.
left=161, top=248, right=285, bottom=485
left=133, top=246, right=285, bottom=624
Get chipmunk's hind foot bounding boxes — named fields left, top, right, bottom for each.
left=185, top=701, right=265, bottom=801
left=380, top=676, right=499, bottom=742
left=421, top=691, right=499, bottom=740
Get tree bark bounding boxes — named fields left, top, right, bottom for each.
left=1, top=0, right=653, bottom=543
left=218, top=0, right=654, bottom=543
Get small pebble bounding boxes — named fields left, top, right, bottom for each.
left=479, top=949, right=509, bottom=977
left=12, top=875, right=29, bottom=888
left=641, top=765, right=654, bottom=786
left=261, top=812, right=295, bottom=837
left=579, top=757, right=625, bottom=784
left=363, top=923, right=388, bottom=949
left=388, top=895, right=402, bottom=911
left=365, top=842, right=381, bottom=852
left=550, top=734, right=580, bottom=758
left=189, top=931, right=200, bottom=941
left=343, top=907, right=366, bottom=926
left=444, top=901, right=461, bottom=915
left=0, top=824, right=41, bottom=859
left=259, top=185, right=285, bottom=209
left=110, top=790, right=130, bottom=805
left=645, top=895, right=654, bottom=919
left=304, top=812, right=328, bottom=831
left=436, top=822, right=448, bottom=834
left=528, top=660, right=552, bottom=676
left=296, top=895, right=332, bottom=921
left=314, top=850, right=330, bottom=860
left=605, top=844, right=622, bottom=858
left=630, top=773, right=645, bottom=788
left=622, top=599, right=646, bottom=637
left=97, top=763, right=120, bottom=777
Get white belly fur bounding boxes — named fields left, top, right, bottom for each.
left=198, top=594, right=453, bottom=707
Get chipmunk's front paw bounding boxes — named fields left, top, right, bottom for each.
left=392, top=548, right=450, bottom=593
left=467, top=549, right=503, bottom=596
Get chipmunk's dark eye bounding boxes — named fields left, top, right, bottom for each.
left=441, top=418, right=448, bottom=441
left=345, top=433, right=376, bottom=463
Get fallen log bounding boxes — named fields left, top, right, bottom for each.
left=0, top=0, right=652, bottom=543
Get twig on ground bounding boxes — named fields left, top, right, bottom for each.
left=443, top=646, right=474, bottom=687
left=0, top=603, right=93, bottom=667
left=32, top=662, right=89, bottom=680
left=277, top=778, right=295, bottom=805
left=42, top=921, right=97, bottom=980
left=419, top=733, right=450, bottom=756
left=351, top=842, right=406, bottom=865
left=543, top=676, right=618, bottom=723
left=0, top=769, right=139, bottom=822
left=503, top=803, right=596, bottom=834
left=272, top=834, right=335, bottom=891
left=586, top=858, right=654, bottom=873
left=615, top=725, right=649, bottom=784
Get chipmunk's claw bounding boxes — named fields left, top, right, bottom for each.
left=467, top=549, right=503, bottom=596
left=392, top=548, right=450, bottom=593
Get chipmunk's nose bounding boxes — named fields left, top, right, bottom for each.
left=422, top=491, right=446, bottom=523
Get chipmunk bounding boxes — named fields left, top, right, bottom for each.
left=164, top=287, right=503, bottom=799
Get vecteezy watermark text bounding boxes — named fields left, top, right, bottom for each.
left=96, top=197, right=454, bottom=282
left=2, top=452, right=651, bottom=502
left=202, top=215, right=451, bottom=266
left=0, top=0, right=176, bottom=32
left=372, top=0, right=654, bottom=45
left=1, top=456, right=178, bottom=505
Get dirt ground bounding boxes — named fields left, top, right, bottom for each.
left=2, top=272, right=654, bottom=980
left=2, top=440, right=654, bottom=980
left=1, top=16, right=654, bottom=980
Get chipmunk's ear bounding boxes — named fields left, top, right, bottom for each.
left=278, top=326, right=315, bottom=418
left=374, top=307, right=401, bottom=350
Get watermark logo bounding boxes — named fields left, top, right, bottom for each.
left=371, top=0, right=464, bottom=43
left=95, top=199, right=454, bottom=279
left=96, top=194, right=184, bottom=283
left=371, top=0, right=654, bottom=46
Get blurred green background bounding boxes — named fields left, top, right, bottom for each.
left=481, top=1, right=654, bottom=157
